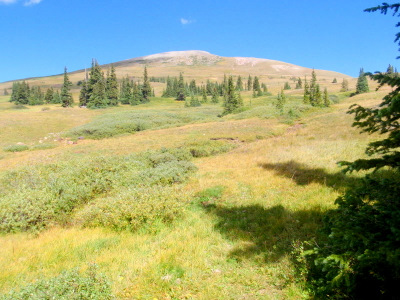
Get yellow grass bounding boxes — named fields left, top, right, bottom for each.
left=0, top=85, right=386, bottom=299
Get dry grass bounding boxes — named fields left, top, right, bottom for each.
left=0, top=85, right=385, bottom=299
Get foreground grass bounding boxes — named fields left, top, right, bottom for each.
left=0, top=89, right=384, bottom=299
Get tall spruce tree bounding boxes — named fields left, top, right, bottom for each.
left=141, top=66, right=152, bottom=103
left=303, top=78, right=310, bottom=104
left=222, top=76, right=242, bottom=115
left=356, top=67, right=370, bottom=94
left=236, top=75, right=243, bottom=91
left=106, top=65, right=119, bottom=106
left=61, top=67, right=73, bottom=107
left=295, top=77, right=303, bottom=89
left=79, top=81, right=89, bottom=106
left=247, top=75, right=253, bottom=91
left=176, top=73, right=185, bottom=101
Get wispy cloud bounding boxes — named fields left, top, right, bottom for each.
left=180, top=18, right=195, bottom=25
left=0, top=0, right=43, bottom=5
left=24, top=0, right=42, bottom=5
left=0, top=0, right=18, bottom=4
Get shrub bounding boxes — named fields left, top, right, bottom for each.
left=31, top=143, right=57, bottom=151
left=0, top=265, right=113, bottom=300
left=0, top=149, right=196, bottom=233
left=305, top=174, right=400, bottom=299
left=3, top=144, right=29, bottom=152
left=75, top=186, right=187, bottom=232
left=184, top=140, right=236, bottom=158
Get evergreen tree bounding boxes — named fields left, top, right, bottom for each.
left=387, top=64, right=395, bottom=74
left=106, top=65, right=119, bottom=106
left=236, top=75, right=243, bottom=91
left=79, top=81, right=89, bottom=106
left=52, top=90, right=61, bottom=104
left=4, top=88, right=8, bottom=96
left=29, top=86, right=44, bottom=105
left=141, top=66, right=152, bottom=103
left=176, top=73, right=185, bottom=101
left=356, top=67, right=369, bottom=94
left=119, top=77, right=131, bottom=104
left=261, top=83, right=268, bottom=94
left=303, top=78, right=310, bottom=104
left=201, top=87, right=208, bottom=103
left=247, top=75, right=253, bottom=91
left=61, top=67, right=73, bottom=107
left=315, top=84, right=322, bottom=106
left=283, top=82, right=291, bottom=90
left=276, top=89, right=286, bottom=114
left=295, top=77, right=303, bottom=89
left=332, top=78, right=338, bottom=83
left=222, top=76, right=242, bottom=115
left=323, top=87, right=330, bottom=107
left=86, top=60, right=106, bottom=108
left=341, top=78, right=349, bottom=92
left=211, top=87, right=219, bottom=103
left=253, top=76, right=262, bottom=96
left=44, top=87, right=54, bottom=104
left=189, top=94, right=201, bottom=107
left=11, top=81, right=30, bottom=105
left=131, top=82, right=141, bottom=105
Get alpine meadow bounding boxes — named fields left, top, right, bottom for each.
left=0, top=1, right=399, bottom=299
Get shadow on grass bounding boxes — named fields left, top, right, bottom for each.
left=259, top=160, right=360, bottom=191
left=204, top=203, right=324, bottom=263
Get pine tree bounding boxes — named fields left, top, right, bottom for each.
left=303, top=78, right=310, bottom=104
left=44, top=87, right=54, bottom=104
left=211, top=87, right=219, bottom=103
left=295, top=77, right=303, bottom=89
left=323, top=87, right=330, bottom=107
left=3, top=88, right=8, bottom=96
left=119, top=77, right=131, bottom=104
left=86, top=60, right=106, bottom=108
left=176, top=73, right=185, bottom=101
left=201, top=87, right=208, bottom=103
left=276, top=89, right=286, bottom=114
left=53, top=90, right=61, bottom=104
left=283, top=82, right=291, bottom=90
left=356, top=67, right=369, bottom=94
left=141, top=66, right=152, bottom=103
left=387, top=64, right=394, bottom=74
left=223, top=76, right=242, bottom=115
left=106, top=65, right=119, bottom=106
left=190, top=94, right=201, bottom=107
left=253, top=76, right=262, bottom=96
left=332, top=78, right=338, bottom=83
left=79, top=81, right=89, bottom=106
left=61, top=67, right=73, bottom=107
left=236, top=75, right=243, bottom=91
left=341, top=78, right=349, bottom=92
left=247, top=75, right=253, bottom=91
left=315, top=84, right=322, bottom=106
left=131, top=82, right=141, bottom=105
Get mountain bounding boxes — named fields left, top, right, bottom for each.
left=0, top=50, right=351, bottom=93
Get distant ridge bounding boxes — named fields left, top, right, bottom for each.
left=0, top=50, right=351, bottom=88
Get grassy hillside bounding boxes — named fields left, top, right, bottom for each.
left=0, top=77, right=385, bottom=298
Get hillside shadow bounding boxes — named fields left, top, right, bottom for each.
left=204, top=203, right=325, bottom=263
left=259, top=160, right=359, bottom=191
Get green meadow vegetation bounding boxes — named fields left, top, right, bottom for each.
left=1, top=5, right=399, bottom=296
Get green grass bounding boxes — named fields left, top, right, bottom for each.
left=0, top=87, right=386, bottom=299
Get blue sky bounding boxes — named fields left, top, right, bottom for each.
left=0, top=0, right=399, bottom=82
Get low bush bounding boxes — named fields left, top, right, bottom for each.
left=3, top=144, right=29, bottom=152
left=31, top=143, right=57, bottom=151
left=68, top=108, right=220, bottom=140
left=0, top=265, right=113, bottom=300
left=184, top=140, right=236, bottom=157
left=75, top=186, right=187, bottom=232
left=0, top=149, right=196, bottom=233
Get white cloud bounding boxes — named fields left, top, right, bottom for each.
left=0, top=0, right=18, bottom=4
left=180, top=18, right=195, bottom=25
left=24, top=0, right=42, bottom=6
